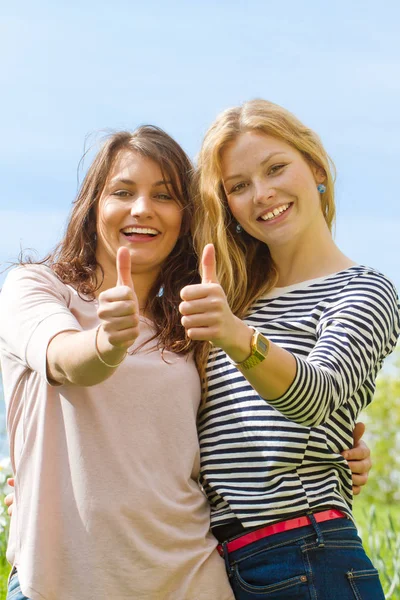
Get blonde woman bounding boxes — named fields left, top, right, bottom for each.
left=180, top=100, right=400, bottom=599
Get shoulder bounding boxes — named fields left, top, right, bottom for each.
left=330, top=266, right=399, bottom=311
left=1, top=264, right=73, bottom=303
left=319, top=266, right=400, bottom=347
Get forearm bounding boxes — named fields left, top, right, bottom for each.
left=224, top=321, right=297, bottom=399
left=47, top=327, right=127, bottom=386
left=224, top=322, right=337, bottom=427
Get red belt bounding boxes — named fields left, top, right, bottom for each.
left=217, top=509, right=346, bottom=556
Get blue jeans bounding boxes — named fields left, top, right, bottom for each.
left=221, top=515, right=385, bottom=599
left=7, top=570, right=30, bottom=600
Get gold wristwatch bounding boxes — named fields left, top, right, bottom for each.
left=234, top=327, right=270, bottom=371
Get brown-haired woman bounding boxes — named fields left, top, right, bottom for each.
left=0, top=126, right=235, bottom=600
left=180, top=99, right=399, bottom=599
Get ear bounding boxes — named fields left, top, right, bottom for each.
left=312, top=165, right=326, bottom=185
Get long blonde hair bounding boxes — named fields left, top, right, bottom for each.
left=194, top=99, right=336, bottom=318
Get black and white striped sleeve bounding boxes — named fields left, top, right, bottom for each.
left=265, top=272, right=400, bottom=426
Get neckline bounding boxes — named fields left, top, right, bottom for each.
left=264, top=264, right=362, bottom=298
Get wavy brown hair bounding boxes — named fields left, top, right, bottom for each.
left=23, top=126, right=205, bottom=366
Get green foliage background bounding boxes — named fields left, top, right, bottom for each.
left=358, top=358, right=400, bottom=506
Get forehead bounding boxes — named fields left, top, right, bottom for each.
left=221, top=131, right=296, bottom=175
left=107, top=149, right=164, bottom=184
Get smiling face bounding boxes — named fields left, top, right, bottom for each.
left=95, top=149, right=183, bottom=284
left=221, top=131, right=326, bottom=252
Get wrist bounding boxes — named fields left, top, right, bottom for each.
left=95, top=324, right=127, bottom=368
left=222, top=320, right=254, bottom=363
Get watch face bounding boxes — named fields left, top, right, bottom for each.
left=258, top=338, right=268, bottom=353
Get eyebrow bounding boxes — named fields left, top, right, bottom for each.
left=223, top=151, right=286, bottom=185
left=109, top=178, right=172, bottom=187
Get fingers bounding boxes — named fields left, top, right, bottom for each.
left=97, top=298, right=137, bottom=319
left=4, top=490, right=14, bottom=517
left=180, top=283, right=220, bottom=302
left=100, top=326, right=139, bottom=349
left=342, top=439, right=371, bottom=463
left=116, top=247, right=134, bottom=289
left=179, top=295, right=224, bottom=316
left=101, top=315, right=140, bottom=334
left=347, top=456, right=371, bottom=475
left=351, top=472, right=369, bottom=487
left=201, top=244, right=218, bottom=284
left=4, top=492, right=14, bottom=507
left=7, top=477, right=14, bottom=488
left=179, top=286, right=226, bottom=341
left=352, top=421, right=366, bottom=446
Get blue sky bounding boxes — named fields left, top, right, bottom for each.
left=1, top=0, right=399, bottom=289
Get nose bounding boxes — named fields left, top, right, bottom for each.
left=130, top=194, right=154, bottom=218
left=253, top=179, right=275, bottom=205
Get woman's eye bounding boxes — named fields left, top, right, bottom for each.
left=268, top=164, right=286, bottom=175
left=112, top=190, right=131, bottom=198
left=230, top=182, right=248, bottom=194
left=155, top=193, right=173, bottom=201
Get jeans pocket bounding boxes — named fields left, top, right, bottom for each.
left=346, top=568, right=385, bottom=600
left=232, top=564, right=309, bottom=599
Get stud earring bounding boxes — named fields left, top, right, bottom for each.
left=236, top=223, right=243, bottom=233
left=317, top=184, right=326, bottom=194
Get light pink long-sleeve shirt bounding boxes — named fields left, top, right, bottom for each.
left=0, top=265, right=233, bottom=600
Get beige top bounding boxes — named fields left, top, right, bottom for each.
left=0, top=265, right=233, bottom=600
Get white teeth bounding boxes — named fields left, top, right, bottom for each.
left=260, top=204, right=290, bottom=221
left=122, top=227, right=159, bottom=235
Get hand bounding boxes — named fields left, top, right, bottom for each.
left=179, top=244, right=247, bottom=354
left=342, top=422, right=372, bottom=495
left=97, top=248, right=140, bottom=356
left=5, top=478, right=14, bottom=517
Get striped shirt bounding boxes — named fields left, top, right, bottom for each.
left=198, top=266, right=400, bottom=530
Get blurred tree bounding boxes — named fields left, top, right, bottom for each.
left=361, top=349, right=400, bottom=505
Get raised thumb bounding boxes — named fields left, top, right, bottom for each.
left=116, top=247, right=134, bottom=288
left=201, top=244, right=218, bottom=284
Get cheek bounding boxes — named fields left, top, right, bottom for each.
left=227, top=197, right=246, bottom=223
left=167, top=207, right=184, bottom=236
left=96, top=201, right=123, bottom=245
left=98, top=200, right=122, bottom=225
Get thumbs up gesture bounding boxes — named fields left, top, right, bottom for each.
left=96, top=247, right=140, bottom=357
left=179, top=244, right=243, bottom=351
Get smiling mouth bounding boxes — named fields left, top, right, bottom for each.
left=121, top=226, right=159, bottom=239
left=258, top=203, right=292, bottom=222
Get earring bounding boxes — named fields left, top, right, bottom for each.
left=236, top=223, right=243, bottom=233
left=157, top=285, right=164, bottom=298
left=317, top=184, right=326, bottom=194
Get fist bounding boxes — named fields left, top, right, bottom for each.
left=179, top=244, right=241, bottom=349
left=97, top=247, right=140, bottom=350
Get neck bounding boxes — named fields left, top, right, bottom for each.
left=270, top=222, right=355, bottom=288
